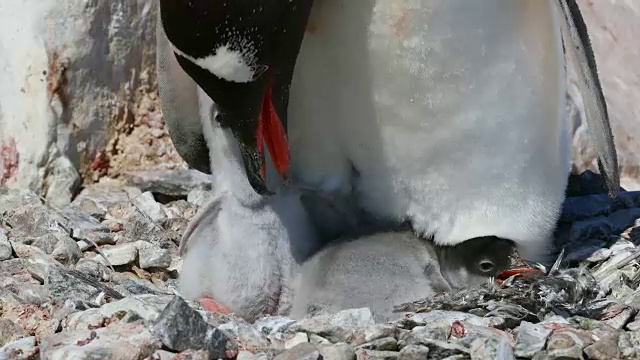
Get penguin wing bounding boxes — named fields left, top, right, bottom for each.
left=178, top=196, right=223, bottom=255
left=156, top=8, right=212, bottom=174
left=557, top=0, right=619, bottom=197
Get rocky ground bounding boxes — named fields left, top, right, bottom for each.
left=1, top=171, right=640, bottom=360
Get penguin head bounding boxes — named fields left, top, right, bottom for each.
left=158, top=0, right=315, bottom=195
left=436, top=236, right=518, bottom=289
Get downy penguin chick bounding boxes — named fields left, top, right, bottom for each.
left=290, top=232, right=521, bottom=322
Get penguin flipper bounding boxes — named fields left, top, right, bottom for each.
left=178, top=196, right=223, bottom=255
left=557, top=0, right=619, bottom=198
left=156, top=8, right=212, bottom=175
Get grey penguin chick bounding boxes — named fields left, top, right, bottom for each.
left=289, top=232, right=520, bottom=322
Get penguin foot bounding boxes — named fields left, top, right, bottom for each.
left=198, top=296, right=233, bottom=314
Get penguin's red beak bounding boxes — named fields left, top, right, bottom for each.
left=256, top=83, right=290, bottom=181
left=496, top=258, right=546, bottom=282
left=158, top=0, right=313, bottom=196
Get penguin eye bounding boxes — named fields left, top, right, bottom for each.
left=478, top=259, right=495, bottom=274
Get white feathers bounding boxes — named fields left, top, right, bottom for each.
left=172, top=43, right=258, bottom=83
left=289, top=0, right=570, bottom=262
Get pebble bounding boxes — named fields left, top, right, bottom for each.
left=0, top=233, right=12, bottom=261
left=397, top=345, right=430, bottom=360
left=97, top=243, right=138, bottom=266
left=136, top=241, right=172, bottom=269
left=514, top=321, right=552, bottom=358
left=40, top=322, right=161, bottom=360
left=294, top=308, right=376, bottom=344
left=152, top=296, right=237, bottom=359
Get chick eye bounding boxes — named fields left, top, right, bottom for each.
left=478, top=259, right=495, bottom=274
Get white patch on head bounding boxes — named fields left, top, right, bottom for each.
left=172, top=42, right=260, bottom=83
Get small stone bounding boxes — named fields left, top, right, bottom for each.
left=0, top=318, right=26, bottom=347
left=514, top=321, right=552, bottom=358
left=74, top=258, right=113, bottom=282
left=285, top=332, right=309, bottom=349
left=545, top=330, right=586, bottom=359
left=137, top=241, right=172, bottom=269
left=0, top=233, right=12, bottom=260
left=98, top=243, right=138, bottom=266
left=122, top=169, right=213, bottom=197
left=274, top=343, right=321, bottom=360
left=132, top=191, right=167, bottom=222
left=355, top=349, right=399, bottom=360
left=309, top=334, right=331, bottom=345
left=152, top=296, right=237, bottom=359
left=254, top=316, right=296, bottom=336
left=604, top=306, right=635, bottom=330
left=237, top=351, right=270, bottom=360
left=294, top=308, right=375, bottom=343
left=65, top=295, right=173, bottom=330
left=45, top=264, right=106, bottom=302
left=404, top=310, right=500, bottom=329
left=618, top=331, right=640, bottom=360
left=398, top=345, right=430, bottom=360
left=218, top=319, right=270, bottom=353
left=357, top=337, right=398, bottom=352
left=318, top=343, right=356, bottom=360
left=44, top=155, right=81, bottom=208
left=364, top=324, right=399, bottom=343
left=51, top=233, right=82, bottom=266
left=40, top=322, right=161, bottom=360
left=583, top=332, right=621, bottom=360
left=0, top=336, right=37, bottom=359
left=469, top=337, right=514, bottom=360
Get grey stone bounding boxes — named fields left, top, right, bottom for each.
left=0, top=319, right=26, bottom=347
left=583, top=332, right=621, bottom=360
left=74, top=258, right=113, bottom=282
left=405, top=311, right=501, bottom=329
left=122, top=170, right=214, bottom=197
left=132, top=191, right=167, bottom=222
left=285, top=332, right=310, bottom=349
left=254, top=316, right=296, bottom=336
left=514, top=321, right=552, bottom=358
left=44, top=155, right=81, bottom=208
left=618, top=331, right=640, bottom=360
left=152, top=296, right=237, bottom=359
left=318, top=343, right=356, bottom=360
left=355, top=349, right=399, bottom=360
left=294, top=308, right=375, bottom=344
left=237, top=351, right=270, bottom=360
left=45, top=264, right=116, bottom=302
left=97, top=243, right=138, bottom=266
left=65, top=295, right=173, bottom=330
left=0, top=233, right=12, bottom=260
left=218, top=319, right=270, bottom=353
left=5, top=204, right=70, bottom=238
left=469, top=337, right=514, bottom=360
left=40, top=322, right=161, bottom=360
left=357, top=337, right=398, bottom=352
left=50, top=233, right=81, bottom=266
left=0, top=336, right=37, bottom=359
left=274, top=343, right=321, bottom=360
left=545, top=330, right=587, bottom=359
left=397, top=345, right=430, bottom=360
left=363, top=324, right=400, bottom=343
left=0, top=189, right=42, bottom=215
left=137, top=241, right=172, bottom=269
left=60, top=206, right=113, bottom=245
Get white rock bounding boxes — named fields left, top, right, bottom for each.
left=0, top=1, right=157, bottom=195
left=132, top=192, right=167, bottom=222
left=135, top=241, right=171, bottom=269
left=285, top=333, right=310, bottom=349
left=40, top=322, right=161, bottom=360
left=96, top=243, right=138, bottom=266
left=0, top=233, right=12, bottom=261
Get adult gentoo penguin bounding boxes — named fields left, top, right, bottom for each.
left=157, top=0, right=618, bottom=264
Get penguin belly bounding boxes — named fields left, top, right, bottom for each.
left=289, top=0, right=570, bottom=261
